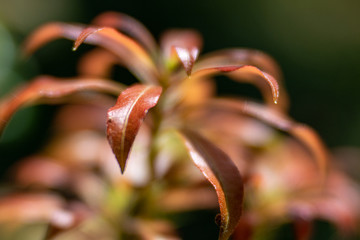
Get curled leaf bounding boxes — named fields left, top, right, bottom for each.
left=195, top=48, right=283, bottom=82
left=23, top=23, right=157, bottom=83
left=194, top=49, right=289, bottom=110
left=204, top=99, right=328, bottom=179
left=189, top=65, right=280, bottom=105
left=178, top=129, right=243, bottom=240
left=106, top=84, right=162, bottom=173
left=91, top=11, right=157, bottom=56
left=0, top=76, right=123, bottom=135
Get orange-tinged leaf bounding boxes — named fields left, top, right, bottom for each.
left=92, top=11, right=157, bottom=56
left=189, top=65, right=280, bottom=105
left=205, top=99, right=328, bottom=179
left=77, top=48, right=119, bottom=77
left=106, top=84, right=162, bottom=173
left=72, top=26, right=158, bottom=83
left=194, top=49, right=289, bottom=110
left=195, top=48, right=283, bottom=82
left=23, top=23, right=157, bottom=83
left=178, top=129, right=244, bottom=240
left=0, top=76, right=123, bottom=135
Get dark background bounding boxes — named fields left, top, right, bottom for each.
left=0, top=0, right=359, bottom=239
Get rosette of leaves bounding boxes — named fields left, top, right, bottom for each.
left=0, top=12, right=333, bottom=239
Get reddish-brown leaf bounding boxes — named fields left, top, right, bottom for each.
left=160, top=29, right=202, bottom=71
left=195, top=48, right=283, bottom=82
left=174, top=46, right=199, bottom=76
left=188, top=65, right=280, bottom=105
left=91, top=11, right=157, bottom=56
left=204, top=99, right=328, bottom=179
left=23, top=23, right=157, bottom=83
left=0, top=76, right=123, bottom=135
left=106, top=84, right=162, bottom=173
left=178, top=129, right=244, bottom=240
left=194, top=49, right=289, bottom=110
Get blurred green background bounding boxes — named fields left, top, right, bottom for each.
left=1, top=0, right=359, bottom=174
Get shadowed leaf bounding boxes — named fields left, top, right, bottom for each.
left=77, top=48, right=119, bottom=77
left=92, top=11, right=157, bottom=56
left=0, top=76, right=123, bottom=135
left=205, top=99, right=328, bottom=179
left=178, top=129, right=243, bottom=240
left=189, top=65, right=280, bottom=105
left=106, top=84, right=162, bottom=173
left=23, top=23, right=157, bottom=83
left=0, top=193, right=73, bottom=228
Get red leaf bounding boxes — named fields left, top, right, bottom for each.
left=178, top=129, right=244, bottom=240
left=0, top=76, right=123, bottom=135
left=205, top=99, right=328, bottom=180
left=106, top=84, right=162, bottom=173
left=189, top=65, right=280, bottom=105
left=91, top=11, right=157, bottom=56
left=23, top=23, right=157, bottom=83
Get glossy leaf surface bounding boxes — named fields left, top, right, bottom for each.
left=106, top=84, right=162, bottom=173
left=0, top=76, right=123, bottom=135
left=189, top=65, right=280, bottom=105
left=92, top=11, right=157, bottom=55
left=174, top=46, right=199, bottom=76
left=195, top=48, right=283, bottom=81
left=23, top=23, right=157, bottom=83
left=178, top=129, right=243, bottom=240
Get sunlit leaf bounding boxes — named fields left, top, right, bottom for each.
left=188, top=65, right=280, bottom=105
left=91, top=11, right=157, bottom=56
left=106, top=84, right=162, bottom=173
left=0, top=76, right=123, bottom=135
left=23, top=23, right=158, bottom=83
left=178, top=129, right=243, bottom=240
left=204, top=98, right=328, bottom=179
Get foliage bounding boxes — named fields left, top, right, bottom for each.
left=0, top=12, right=359, bottom=240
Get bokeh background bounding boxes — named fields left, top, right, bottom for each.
left=0, top=0, right=359, bottom=238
